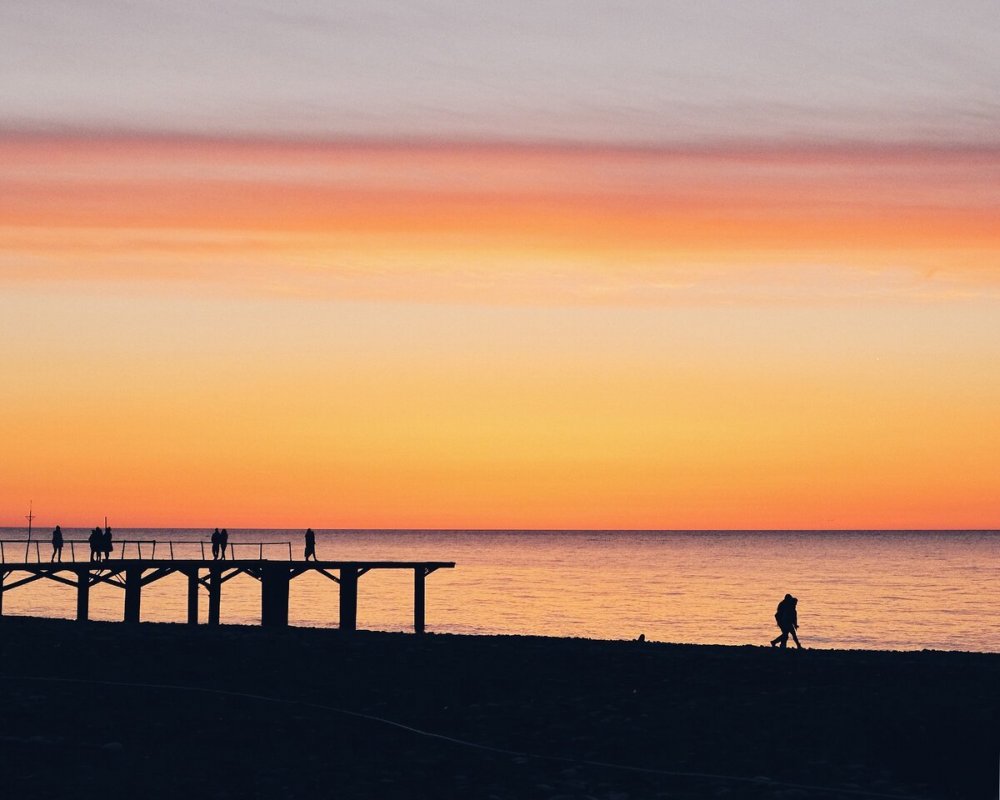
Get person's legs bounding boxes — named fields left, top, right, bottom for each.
left=789, top=627, right=802, bottom=649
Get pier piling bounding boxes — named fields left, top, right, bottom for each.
left=414, top=567, right=426, bottom=634
left=261, top=565, right=290, bottom=627
left=76, top=568, right=89, bottom=622
left=339, top=567, right=359, bottom=633
left=208, top=566, right=221, bottom=626
left=124, top=566, right=142, bottom=624
left=186, top=569, right=199, bottom=625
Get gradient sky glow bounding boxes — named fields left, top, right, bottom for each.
left=2, top=2, right=999, bottom=528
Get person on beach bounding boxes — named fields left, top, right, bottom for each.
left=51, top=525, right=64, bottom=562
left=102, top=526, right=113, bottom=561
left=304, top=528, right=316, bottom=561
left=220, top=529, right=229, bottom=560
left=770, top=593, right=802, bottom=649
left=211, top=528, right=221, bottom=560
left=89, top=527, right=101, bottom=562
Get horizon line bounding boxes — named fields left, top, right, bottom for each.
left=0, top=526, right=996, bottom=533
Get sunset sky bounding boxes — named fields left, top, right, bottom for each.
left=2, top=1, right=999, bottom=528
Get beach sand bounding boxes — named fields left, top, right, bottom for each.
left=0, top=618, right=996, bottom=799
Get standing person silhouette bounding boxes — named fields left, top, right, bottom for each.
left=102, top=525, right=113, bottom=562
left=220, top=529, right=229, bottom=560
left=51, top=525, right=64, bottom=562
left=88, top=527, right=101, bottom=562
left=304, top=528, right=316, bottom=561
left=770, top=593, right=802, bottom=649
left=211, top=528, right=221, bottom=560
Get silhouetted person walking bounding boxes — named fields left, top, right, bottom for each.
left=304, top=528, right=316, bottom=561
left=770, top=593, right=802, bottom=649
left=89, top=527, right=101, bottom=562
left=220, top=529, right=229, bottom=560
left=102, top=526, right=113, bottom=562
left=211, top=528, right=221, bottom=560
left=51, top=525, right=64, bottom=562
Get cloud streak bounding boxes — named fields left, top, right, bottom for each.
left=2, top=135, right=999, bottom=304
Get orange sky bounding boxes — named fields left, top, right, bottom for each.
left=2, top=136, right=999, bottom=528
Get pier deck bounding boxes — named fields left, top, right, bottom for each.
left=0, top=555, right=455, bottom=632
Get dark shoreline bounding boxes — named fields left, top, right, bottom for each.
left=1, top=617, right=997, bottom=799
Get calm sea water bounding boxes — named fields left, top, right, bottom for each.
left=1, top=529, right=996, bottom=652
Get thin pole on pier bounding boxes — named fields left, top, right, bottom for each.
left=76, top=568, right=89, bottom=622
left=208, top=566, right=221, bottom=625
left=186, top=569, right=199, bottom=625
left=414, top=567, right=426, bottom=634
left=1, top=570, right=4, bottom=616
left=24, top=501, right=35, bottom=562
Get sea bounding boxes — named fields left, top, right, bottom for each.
left=1, top=529, right=996, bottom=652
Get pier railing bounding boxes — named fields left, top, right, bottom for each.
left=0, top=540, right=293, bottom=564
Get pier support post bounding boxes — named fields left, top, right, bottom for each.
left=76, top=568, right=90, bottom=622
left=124, top=566, right=142, bottom=624
left=0, top=571, right=4, bottom=617
left=339, top=567, right=358, bottom=633
left=208, top=566, right=221, bottom=626
left=261, top=565, right=290, bottom=628
left=187, top=569, right=199, bottom=625
left=414, top=567, right=426, bottom=634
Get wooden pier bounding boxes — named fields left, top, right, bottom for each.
left=0, top=542, right=454, bottom=633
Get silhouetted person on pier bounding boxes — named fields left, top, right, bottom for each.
left=220, top=529, right=229, bottom=560
left=51, top=525, right=64, bottom=562
left=304, top=528, right=316, bottom=561
left=770, top=593, right=802, bottom=649
left=89, top=527, right=101, bottom=562
left=102, top=526, right=113, bottom=562
left=211, top=528, right=221, bottom=560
